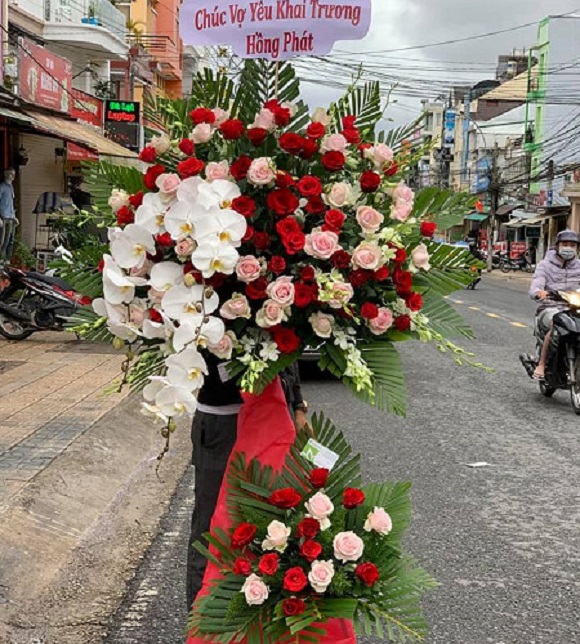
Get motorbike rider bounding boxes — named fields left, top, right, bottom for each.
left=530, top=229, right=580, bottom=379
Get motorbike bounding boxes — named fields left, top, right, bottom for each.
left=520, top=290, right=580, bottom=414
left=499, top=251, right=533, bottom=274
left=0, top=265, right=91, bottom=340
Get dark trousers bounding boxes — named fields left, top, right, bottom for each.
left=186, top=411, right=238, bottom=609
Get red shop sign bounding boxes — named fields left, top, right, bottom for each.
left=68, top=89, right=104, bottom=161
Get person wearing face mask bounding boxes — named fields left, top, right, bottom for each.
left=0, top=168, right=17, bottom=261
left=530, top=229, right=580, bottom=379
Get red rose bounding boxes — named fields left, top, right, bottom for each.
left=273, top=105, right=291, bottom=126
left=361, top=302, right=379, bottom=320
left=420, top=221, right=437, bottom=237
left=294, top=283, right=313, bottom=308
left=269, top=256, right=286, bottom=274
left=342, top=115, right=356, bottom=129
left=331, top=250, right=351, bottom=269
left=276, top=171, right=296, bottom=188
left=306, top=122, right=326, bottom=140
left=276, top=217, right=301, bottom=239
left=309, top=468, right=329, bottom=488
left=394, top=248, right=407, bottom=263
left=269, top=488, right=303, bottom=509
left=300, top=265, right=315, bottom=282
left=343, top=488, right=366, bottom=509
left=264, top=99, right=279, bottom=111
left=232, top=195, right=256, bottom=218
left=143, top=164, right=165, bottom=190
left=283, top=231, right=306, bottom=255
left=300, top=540, right=323, bottom=563
left=282, top=597, right=307, bottom=617
left=394, top=269, right=412, bottom=294
left=355, top=562, right=380, bottom=588
left=359, top=142, right=372, bottom=158
left=279, top=132, right=305, bottom=156
left=178, top=138, right=195, bottom=156
left=177, top=157, right=205, bottom=179
left=258, top=553, right=279, bottom=576
left=97, top=258, right=105, bottom=273
left=297, top=175, right=323, bottom=198
left=297, top=517, right=320, bottom=539
left=246, top=276, right=268, bottom=300
left=190, top=107, right=215, bottom=125
left=405, top=292, right=423, bottom=312
left=360, top=170, right=381, bottom=193
left=343, top=128, right=361, bottom=145
left=253, top=232, right=271, bottom=251
left=208, top=272, right=228, bottom=289
left=148, top=308, right=162, bottom=323
left=220, top=118, right=245, bottom=140
left=231, top=522, right=257, bottom=549
left=272, top=326, right=301, bottom=354
left=374, top=266, right=390, bottom=281
left=283, top=567, right=308, bottom=593
left=156, top=232, right=173, bottom=247
left=306, top=196, right=326, bottom=216
left=242, top=225, right=255, bottom=242
left=116, top=205, right=134, bottom=226
left=325, top=209, right=346, bottom=229
left=300, top=139, right=319, bottom=160
left=349, top=269, right=372, bottom=288
left=321, top=224, right=340, bottom=235
left=267, top=188, right=300, bottom=217
left=247, top=127, right=269, bottom=146
left=139, top=145, right=157, bottom=163
left=322, top=151, right=346, bottom=172
left=128, top=191, right=144, bottom=208
left=395, top=314, right=412, bottom=332
left=384, top=160, right=399, bottom=177
left=230, top=155, right=252, bottom=181
left=233, top=558, right=252, bottom=576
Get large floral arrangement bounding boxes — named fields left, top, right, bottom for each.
left=187, top=414, right=436, bottom=642
left=69, top=62, right=478, bottom=434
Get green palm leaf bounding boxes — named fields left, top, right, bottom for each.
left=412, top=187, right=475, bottom=232
left=330, top=80, right=381, bottom=137
left=421, top=291, right=474, bottom=339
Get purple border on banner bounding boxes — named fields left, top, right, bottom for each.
left=181, top=0, right=372, bottom=60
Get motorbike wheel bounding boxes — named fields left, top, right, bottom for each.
left=0, top=314, right=34, bottom=340
left=499, top=261, right=511, bottom=274
left=539, top=381, right=556, bottom=398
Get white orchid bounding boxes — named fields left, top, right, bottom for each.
left=149, top=261, right=184, bottom=293
left=176, top=176, right=204, bottom=202
left=142, top=318, right=167, bottom=340
left=110, top=224, right=156, bottom=270
left=155, top=384, right=198, bottom=417
left=191, top=238, right=239, bottom=278
left=199, top=179, right=241, bottom=209
left=134, top=193, right=168, bottom=234
left=194, top=208, right=247, bottom=248
left=164, top=200, right=204, bottom=240
left=102, top=255, right=146, bottom=305
left=165, top=347, right=208, bottom=391
left=93, top=297, right=139, bottom=341
left=173, top=315, right=225, bottom=352
left=162, top=283, right=219, bottom=324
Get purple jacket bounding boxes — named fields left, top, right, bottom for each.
left=529, top=250, right=580, bottom=311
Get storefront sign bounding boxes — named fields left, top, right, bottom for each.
left=19, top=39, right=72, bottom=113
left=443, top=110, right=456, bottom=148
left=104, top=100, right=141, bottom=151
left=510, top=241, right=527, bottom=259
left=181, top=0, right=372, bottom=60
left=68, top=90, right=104, bottom=161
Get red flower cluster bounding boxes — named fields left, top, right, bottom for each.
left=269, top=488, right=302, bottom=509
left=231, top=523, right=257, bottom=549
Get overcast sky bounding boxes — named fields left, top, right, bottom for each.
left=299, top=0, right=580, bottom=123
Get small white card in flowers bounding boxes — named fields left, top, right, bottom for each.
left=301, top=439, right=339, bottom=471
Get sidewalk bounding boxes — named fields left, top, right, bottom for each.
left=484, top=269, right=533, bottom=290
left=0, top=333, right=190, bottom=644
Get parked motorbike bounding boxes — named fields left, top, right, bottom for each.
left=0, top=265, right=91, bottom=340
left=520, top=290, right=580, bottom=414
left=500, top=251, right=533, bottom=274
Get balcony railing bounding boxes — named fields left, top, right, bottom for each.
left=44, top=0, right=126, bottom=40
left=127, top=34, right=182, bottom=77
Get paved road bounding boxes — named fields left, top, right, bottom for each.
left=104, top=276, right=580, bottom=644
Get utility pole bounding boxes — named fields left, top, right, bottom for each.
left=486, top=144, right=502, bottom=272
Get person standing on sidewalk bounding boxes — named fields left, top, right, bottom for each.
left=0, top=168, right=17, bottom=261
left=186, top=359, right=307, bottom=607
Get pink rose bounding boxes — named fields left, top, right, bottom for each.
left=235, top=256, right=262, bottom=283
left=411, top=243, right=431, bottom=271
left=327, top=282, right=354, bottom=309
left=321, top=133, right=348, bottom=153
left=191, top=123, right=212, bottom=144
left=253, top=108, right=276, bottom=131
left=247, top=157, right=276, bottom=186
left=391, top=202, right=413, bottom=222
left=262, top=520, right=291, bottom=552
left=129, top=300, right=147, bottom=326
left=208, top=331, right=236, bottom=360
left=241, top=574, right=269, bottom=606
left=130, top=259, right=152, bottom=279
left=305, top=492, right=334, bottom=530
left=392, top=182, right=414, bottom=205
left=220, top=294, right=251, bottom=320
left=108, top=189, right=129, bottom=213
left=352, top=242, right=382, bottom=271
left=212, top=107, right=229, bottom=125
left=304, top=229, right=341, bottom=260
left=309, top=312, right=334, bottom=339
left=155, top=173, right=181, bottom=198
left=267, top=276, right=295, bottom=306
left=369, top=307, right=394, bottom=336
left=206, top=160, right=230, bottom=182
left=312, top=107, right=330, bottom=126
left=333, top=531, right=364, bottom=563
left=256, top=299, right=287, bottom=328
left=150, top=133, right=171, bottom=154
left=364, top=507, right=393, bottom=535
left=175, top=237, right=195, bottom=257
left=308, top=560, right=335, bottom=593
left=365, top=143, right=394, bottom=169
left=356, top=205, right=384, bottom=233
left=326, top=182, right=352, bottom=208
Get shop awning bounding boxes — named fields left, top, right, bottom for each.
left=22, top=110, right=138, bottom=159
left=0, top=106, right=37, bottom=125
left=465, top=213, right=488, bottom=222
left=521, top=215, right=548, bottom=226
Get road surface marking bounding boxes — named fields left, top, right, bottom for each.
left=511, top=322, right=528, bottom=329
left=486, top=313, right=501, bottom=319
left=469, top=306, right=481, bottom=311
